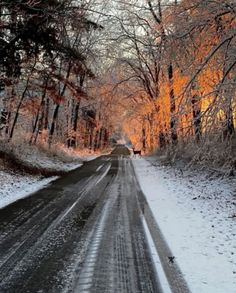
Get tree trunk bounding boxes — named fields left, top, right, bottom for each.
left=5, top=111, right=11, bottom=136
left=68, top=75, right=84, bottom=148
left=0, top=110, right=8, bottom=133
left=33, top=100, right=45, bottom=145
left=84, top=122, right=90, bottom=148
left=168, top=63, right=178, bottom=144
left=9, top=80, right=30, bottom=140
left=223, top=103, right=234, bottom=139
left=89, top=128, right=94, bottom=150
left=68, top=100, right=80, bottom=148
left=103, top=128, right=109, bottom=148
left=44, top=96, right=50, bottom=130
left=48, top=104, right=60, bottom=146
left=48, top=64, right=71, bottom=146
left=30, top=77, right=49, bottom=144
left=94, top=130, right=99, bottom=151
left=191, top=94, right=202, bottom=141
left=147, top=113, right=154, bottom=152
left=159, top=131, right=166, bottom=149
left=222, top=75, right=235, bottom=139
left=142, top=118, right=146, bottom=153
left=73, top=102, right=80, bottom=141
left=30, top=103, right=41, bottom=144
left=98, top=127, right=104, bottom=149
left=9, top=59, right=37, bottom=140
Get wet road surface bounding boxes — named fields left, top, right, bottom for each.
left=0, top=146, right=190, bottom=293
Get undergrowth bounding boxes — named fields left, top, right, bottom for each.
left=154, top=137, right=236, bottom=177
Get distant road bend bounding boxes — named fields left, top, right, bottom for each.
left=0, top=145, right=190, bottom=293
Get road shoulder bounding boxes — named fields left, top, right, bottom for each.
left=132, top=156, right=236, bottom=293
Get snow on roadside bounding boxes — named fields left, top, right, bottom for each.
left=132, top=157, right=236, bottom=293
left=0, top=171, right=58, bottom=209
left=142, top=217, right=172, bottom=293
left=0, top=143, right=103, bottom=210
left=82, top=155, right=100, bottom=162
left=0, top=146, right=106, bottom=210
left=16, top=150, right=83, bottom=172
left=0, top=155, right=84, bottom=210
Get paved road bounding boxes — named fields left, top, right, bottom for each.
left=0, top=146, right=164, bottom=293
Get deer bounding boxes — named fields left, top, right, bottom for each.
left=132, top=147, right=142, bottom=157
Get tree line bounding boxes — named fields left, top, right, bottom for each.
left=111, top=0, right=236, bottom=163
left=0, top=0, right=111, bottom=150
left=1, top=0, right=236, bottom=162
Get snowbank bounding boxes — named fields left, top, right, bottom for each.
left=0, top=146, right=100, bottom=210
left=132, top=157, right=236, bottom=293
left=0, top=140, right=104, bottom=176
left=0, top=171, right=58, bottom=209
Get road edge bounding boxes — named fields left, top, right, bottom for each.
left=131, top=158, right=191, bottom=293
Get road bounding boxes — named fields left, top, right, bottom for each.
left=0, top=146, right=188, bottom=293
left=0, top=147, right=161, bottom=293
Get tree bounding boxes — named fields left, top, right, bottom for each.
left=0, top=0, right=103, bottom=147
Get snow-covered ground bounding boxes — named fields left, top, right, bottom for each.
left=0, top=150, right=100, bottom=210
left=0, top=158, right=83, bottom=210
left=132, top=157, right=236, bottom=293
left=6, top=146, right=90, bottom=172
left=0, top=171, right=58, bottom=209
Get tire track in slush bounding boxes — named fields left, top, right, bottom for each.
left=0, top=162, right=112, bottom=291
left=74, top=174, right=118, bottom=292
left=0, top=147, right=182, bottom=293
left=74, top=202, right=111, bottom=291
left=73, top=156, right=161, bottom=293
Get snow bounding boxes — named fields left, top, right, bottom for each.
left=82, top=155, right=100, bottom=162
left=0, top=140, right=102, bottom=173
left=0, top=171, right=58, bottom=209
left=0, top=142, right=105, bottom=210
left=0, top=152, right=86, bottom=210
left=132, top=157, right=236, bottom=293
left=142, top=217, right=172, bottom=293
left=13, top=149, right=83, bottom=172
left=0, top=159, right=83, bottom=210
left=0, top=140, right=105, bottom=210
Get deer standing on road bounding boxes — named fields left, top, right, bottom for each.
left=132, top=147, right=142, bottom=157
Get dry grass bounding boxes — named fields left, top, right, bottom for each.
left=154, top=136, right=236, bottom=176
left=0, top=139, right=83, bottom=177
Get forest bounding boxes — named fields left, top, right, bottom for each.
left=0, top=2, right=236, bottom=292
left=0, top=0, right=236, bottom=170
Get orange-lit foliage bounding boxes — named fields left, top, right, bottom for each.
left=119, top=0, right=236, bottom=153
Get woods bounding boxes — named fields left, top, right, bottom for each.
left=0, top=0, right=110, bottom=150
left=103, top=0, right=236, bottom=169
left=0, top=0, right=236, bottom=167
left=0, top=2, right=236, bottom=292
